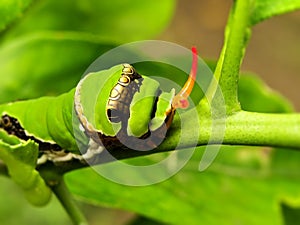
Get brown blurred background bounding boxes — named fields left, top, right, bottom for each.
left=160, top=0, right=300, bottom=111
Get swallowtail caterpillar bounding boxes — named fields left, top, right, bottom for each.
left=0, top=47, right=198, bottom=164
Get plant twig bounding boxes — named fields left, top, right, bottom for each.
left=44, top=110, right=300, bottom=173
left=51, top=177, right=89, bottom=225
left=159, top=110, right=300, bottom=150
left=207, top=0, right=254, bottom=114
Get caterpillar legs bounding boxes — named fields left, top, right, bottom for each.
left=37, top=139, right=105, bottom=165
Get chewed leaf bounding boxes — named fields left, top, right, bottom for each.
left=251, top=0, right=300, bottom=25
left=0, top=131, right=51, bottom=206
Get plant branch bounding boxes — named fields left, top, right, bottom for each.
left=160, top=110, right=300, bottom=150
left=47, top=109, right=300, bottom=173
left=207, top=0, right=254, bottom=114
left=51, top=177, right=89, bottom=225
left=219, top=111, right=300, bottom=148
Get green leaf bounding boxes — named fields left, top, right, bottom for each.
left=65, top=146, right=300, bottom=225
left=270, top=148, right=300, bottom=223
left=0, top=130, right=51, bottom=206
left=238, top=73, right=294, bottom=113
left=251, top=0, right=300, bottom=25
left=0, top=0, right=34, bottom=33
left=6, top=0, right=176, bottom=43
left=0, top=31, right=115, bottom=103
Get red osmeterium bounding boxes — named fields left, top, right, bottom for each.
left=172, top=47, right=198, bottom=109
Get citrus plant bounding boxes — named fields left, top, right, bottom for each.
left=0, top=0, right=300, bottom=225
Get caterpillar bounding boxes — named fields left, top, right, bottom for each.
left=0, top=47, right=198, bottom=165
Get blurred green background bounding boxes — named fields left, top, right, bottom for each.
left=0, top=1, right=300, bottom=225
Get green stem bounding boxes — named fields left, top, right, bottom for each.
left=52, top=177, right=89, bottom=225
left=207, top=0, right=254, bottom=114
left=221, top=111, right=300, bottom=148
left=71, top=110, right=300, bottom=166
left=159, top=110, right=300, bottom=150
